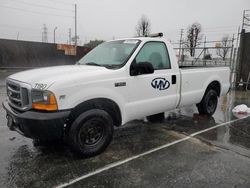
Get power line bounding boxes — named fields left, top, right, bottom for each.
left=204, top=27, right=237, bottom=31
left=203, top=28, right=238, bottom=34
left=171, top=32, right=237, bottom=44
left=0, top=24, right=41, bottom=31
left=8, top=0, right=73, bottom=12
left=203, top=25, right=238, bottom=30
left=203, top=29, right=238, bottom=33
left=204, top=33, right=237, bottom=37
left=43, top=0, right=74, bottom=6
left=0, top=5, right=74, bottom=18
left=0, top=24, right=71, bottom=37
left=176, top=26, right=237, bottom=36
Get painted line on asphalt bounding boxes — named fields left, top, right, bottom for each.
left=56, top=115, right=250, bottom=188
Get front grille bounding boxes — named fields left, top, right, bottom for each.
left=6, top=79, right=31, bottom=111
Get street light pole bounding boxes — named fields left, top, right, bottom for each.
left=54, top=26, right=58, bottom=44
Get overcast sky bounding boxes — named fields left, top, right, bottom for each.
left=0, top=0, right=249, bottom=46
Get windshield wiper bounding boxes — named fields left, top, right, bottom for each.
left=84, top=62, right=119, bottom=69
left=85, top=62, right=102, bottom=67
left=104, top=64, right=121, bottom=69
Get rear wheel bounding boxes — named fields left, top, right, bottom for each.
left=68, top=109, right=113, bottom=157
left=197, top=89, right=218, bottom=116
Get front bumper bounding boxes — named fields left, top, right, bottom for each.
left=2, top=101, right=70, bottom=140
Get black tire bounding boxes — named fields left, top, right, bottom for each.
left=68, top=109, right=113, bottom=157
left=146, top=112, right=165, bottom=123
left=197, top=89, right=218, bottom=116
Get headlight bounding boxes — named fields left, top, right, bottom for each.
left=31, top=90, right=58, bottom=111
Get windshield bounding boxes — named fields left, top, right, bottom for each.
left=77, top=39, right=140, bottom=69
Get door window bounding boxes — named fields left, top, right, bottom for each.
left=134, top=42, right=171, bottom=70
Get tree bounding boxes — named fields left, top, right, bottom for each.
left=84, top=40, right=105, bottom=49
left=135, top=15, right=151, bottom=37
left=184, top=22, right=202, bottom=57
left=216, top=36, right=231, bottom=60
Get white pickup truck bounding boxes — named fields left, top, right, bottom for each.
left=3, top=34, right=230, bottom=157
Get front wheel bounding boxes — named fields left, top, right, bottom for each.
left=197, top=89, right=218, bottom=116
left=68, top=109, right=114, bottom=157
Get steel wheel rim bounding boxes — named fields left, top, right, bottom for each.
left=207, top=95, right=217, bottom=113
left=79, top=119, right=104, bottom=146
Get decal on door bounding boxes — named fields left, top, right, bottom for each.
left=151, top=78, right=170, bottom=90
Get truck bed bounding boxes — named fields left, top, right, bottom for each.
left=178, top=66, right=230, bottom=108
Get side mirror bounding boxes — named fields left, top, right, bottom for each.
left=130, top=62, right=154, bottom=76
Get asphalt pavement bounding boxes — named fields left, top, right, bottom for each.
left=0, top=70, right=250, bottom=188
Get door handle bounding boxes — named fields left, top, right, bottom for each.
left=172, top=75, right=176, bottom=84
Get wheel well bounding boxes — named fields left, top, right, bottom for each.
left=206, top=81, right=221, bottom=96
left=67, top=98, right=122, bottom=130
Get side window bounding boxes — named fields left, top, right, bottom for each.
left=135, top=42, right=171, bottom=70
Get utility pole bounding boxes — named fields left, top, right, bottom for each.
left=74, top=3, right=77, bottom=54
left=203, top=36, right=207, bottom=65
left=42, top=25, right=44, bottom=42
left=53, top=26, right=57, bottom=44
left=16, top=32, right=19, bottom=40
left=44, top=24, right=48, bottom=43
left=69, top=28, right=72, bottom=45
left=42, top=24, right=48, bottom=43
left=178, top=29, right=184, bottom=62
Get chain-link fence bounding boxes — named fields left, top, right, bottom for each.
left=172, top=38, right=238, bottom=88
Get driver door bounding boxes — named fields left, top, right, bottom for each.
left=126, top=41, right=179, bottom=120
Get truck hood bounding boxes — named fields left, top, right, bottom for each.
left=8, top=65, right=111, bottom=89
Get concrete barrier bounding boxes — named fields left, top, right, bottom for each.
left=0, top=39, right=90, bottom=68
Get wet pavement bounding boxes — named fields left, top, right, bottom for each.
left=0, top=70, right=250, bottom=188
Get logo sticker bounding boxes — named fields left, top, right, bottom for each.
left=151, top=78, right=170, bottom=90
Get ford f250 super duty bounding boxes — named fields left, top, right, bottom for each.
left=3, top=33, right=230, bottom=157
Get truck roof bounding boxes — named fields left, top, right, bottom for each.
left=109, top=36, right=170, bottom=45
left=110, top=32, right=169, bottom=43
